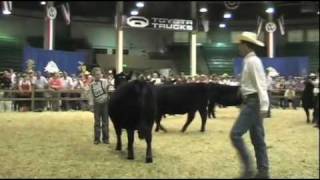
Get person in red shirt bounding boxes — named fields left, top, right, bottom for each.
left=49, top=72, right=63, bottom=90
left=18, top=74, right=32, bottom=112
left=49, top=72, right=63, bottom=111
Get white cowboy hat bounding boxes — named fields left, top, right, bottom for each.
left=309, top=73, right=316, bottom=77
left=238, top=32, right=265, bottom=47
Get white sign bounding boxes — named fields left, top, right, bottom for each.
left=44, top=60, right=60, bottom=73
left=124, top=16, right=194, bottom=32
left=265, top=22, right=277, bottom=33
left=47, top=7, right=57, bottom=20
left=151, top=17, right=193, bottom=31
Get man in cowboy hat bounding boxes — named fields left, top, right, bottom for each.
left=230, top=32, right=270, bottom=179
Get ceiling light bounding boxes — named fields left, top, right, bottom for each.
left=130, top=10, right=139, bottom=16
left=2, top=1, right=12, bottom=15
left=266, top=7, right=274, bottom=14
left=136, top=2, right=144, bottom=8
left=40, top=1, right=46, bottom=5
left=219, top=23, right=226, bottom=28
left=2, top=9, right=11, bottom=15
left=223, top=12, right=232, bottom=19
left=199, top=7, right=208, bottom=13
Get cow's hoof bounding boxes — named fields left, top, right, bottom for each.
left=200, top=129, right=205, bottom=132
left=145, top=158, right=153, bottom=163
left=115, top=146, right=122, bottom=151
left=127, top=156, right=134, bottom=160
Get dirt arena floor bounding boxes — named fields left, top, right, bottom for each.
left=0, top=107, right=318, bottom=178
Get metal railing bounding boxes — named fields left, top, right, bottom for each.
left=0, top=88, right=304, bottom=112
left=0, top=88, right=89, bottom=111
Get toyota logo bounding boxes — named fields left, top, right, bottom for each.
left=47, top=7, right=57, bottom=20
left=224, top=1, right=240, bottom=10
left=126, top=16, right=149, bottom=28
left=265, top=22, right=277, bottom=33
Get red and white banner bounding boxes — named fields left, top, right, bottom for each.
left=257, top=16, right=265, bottom=38
left=277, top=15, right=285, bottom=35
left=61, top=3, right=71, bottom=25
left=2, top=1, right=12, bottom=12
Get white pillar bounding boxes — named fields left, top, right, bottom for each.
left=116, top=1, right=124, bottom=73
left=44, top=1, right=55, bottom=50
left=267, top=13, right=274, bottom=58
left=268, top=32, right=274, bottom=58
left=190, top=33, right=197, bottom=76
left=190, top=1, right=197, bottom=76
left=116, top=29, right=123, bottom=73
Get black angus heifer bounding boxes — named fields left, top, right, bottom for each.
left=112, top=69, right=133, bottom=88
left=154, top=83, right=209, bottom=133
left=302, top=80, right=316, bottom=123
left=108, top=80, right=157, bottom=163
left=207, top=83, right=242, bottom=119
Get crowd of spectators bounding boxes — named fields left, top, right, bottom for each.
left=0, top=68, right=319, bottom=112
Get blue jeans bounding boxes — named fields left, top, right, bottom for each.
left=94, top=101, right=109, bottom=142
left=230, top=93, right=269, bottom=173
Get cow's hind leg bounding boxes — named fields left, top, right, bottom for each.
left=199, top=108, right=208, bottom=132
left=312, top=109, right=316, bottom=123
left=304, top=107, right=310, bottom=123
left=127, top=129, right=135, bottom=160
left=181, top=111, right=196, bottom=133
left=145, top=130, right=153, bottom=163
left=207, top=102, right=216, bottom=119
left=155, top=115, right=167, bottom=132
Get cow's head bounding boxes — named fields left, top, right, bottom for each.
left=112, top=68, right=133, bottom=89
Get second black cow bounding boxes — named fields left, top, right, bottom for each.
left=207, top=83, right=242, bottom=119
left=154, top=83, right=209, bottom=133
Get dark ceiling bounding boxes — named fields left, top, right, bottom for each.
left=10, top=1, right=320, bottom=23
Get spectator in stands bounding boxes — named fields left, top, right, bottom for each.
left=9, top=69, right=16, bottom=89
left=48, top=72, right=63, bottom=111
left=284, top=85, right=297, bottom=109
left=0, top=71, right=12, bottom=112
left=266, top=67, right=278, bottom=117
left=186, top=76, right=193, bottom=83
left=81, top=71, right=93, bottom=110
left=219, top=73, right=231, bottom=85
left=61, top=71, right=73, bottom=111
left=150, top=72, right=162, bottom=85
left=34, top=71, right=48, bottom=112
left=18, top=73, right=32, bottom=112
left=70, top=74, right=83, bottom=110
left=197, top=74, right=205, bottom=83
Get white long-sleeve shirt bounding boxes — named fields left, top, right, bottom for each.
left=240, top=52, right=269, bottom=111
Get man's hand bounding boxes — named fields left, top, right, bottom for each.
left=260, top=110, right=268, bottom=119
left=89, top=105, right=94, bottom=112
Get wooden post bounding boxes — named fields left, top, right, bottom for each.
left=31, top=86, right=35, bottom=111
